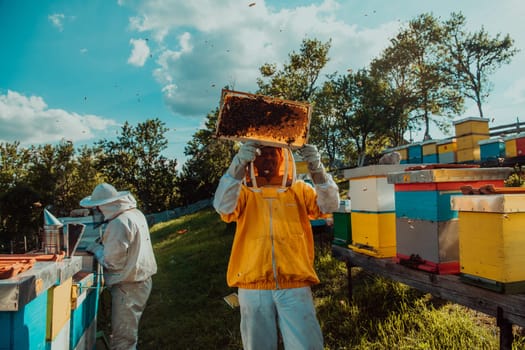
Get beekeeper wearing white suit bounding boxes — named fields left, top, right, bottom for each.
left=80, top=183, right=157, bottom=350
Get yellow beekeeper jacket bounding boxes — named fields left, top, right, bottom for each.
left=213, top=147, right=340, bottom=290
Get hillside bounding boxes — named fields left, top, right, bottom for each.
left=119, top=207, right=525, bottom=349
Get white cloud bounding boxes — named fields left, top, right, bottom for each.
left=126, top=0, right=396, bottom=117
left=48, top=13, right=65, bottom=31
left=80, top=48, right=88, bottom=54
left=122, top=0, right=525, bottom=128
left=0, top=90, right=117, bottom=146
left=127, top=38, right=151, bottom=66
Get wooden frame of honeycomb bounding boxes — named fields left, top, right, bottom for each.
left=216, top=89, right=312, bottom=148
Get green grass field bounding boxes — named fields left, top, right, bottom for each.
left=120, top=207, right=524, bottom=349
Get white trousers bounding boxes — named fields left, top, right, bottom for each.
left=238, top=287, right=323, bottom=350
left=110, top=277, right=152, bottom=350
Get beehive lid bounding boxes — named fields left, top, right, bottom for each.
left=216, top=89, right=311, bottom=148
left=453, top=116, right=490, bottom=125
left=387, top=166, right=513, bottom=184
left=478, top=137, right=504, bottom=145
left=343, top=164, right=408, bottom=179
left=451, top=193, right=525, bottom=213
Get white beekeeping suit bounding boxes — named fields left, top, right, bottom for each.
left=81, top=183, right=157, bottom=350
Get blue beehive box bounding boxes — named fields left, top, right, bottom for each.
left=407, top=143, right=422, bottom=163
left=479, top=138, right=505, bottom=162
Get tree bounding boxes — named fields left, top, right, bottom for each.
left=177, top=110, right=236, bottom=205
left=324, top=70, right=394, bottom=167
left=310, top=76, right=350, bottom=169
left=96, top=118, right=179, bottom=213
left=0, top=141, right=30, bottom=193
left=372, top=13, right=464, bottom=140
left=257, top=38, right=331, bottom=102
left=442, top=12, right=519, bottom=118
left=26, top=140, right=78, bottom=217
left=0, top=184, right=42, bottom=253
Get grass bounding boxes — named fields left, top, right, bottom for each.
left=106, top=207, right=525, bottom=350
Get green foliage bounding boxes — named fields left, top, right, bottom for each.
left=177, top=110, right=236, bottom=205
left=0, top=184, right=41, bottom=253
left=257, top=38, right=331, bottom=102
left=0, top=141, right=30, bottom=193
left=95, top=118, right=179, bottom=213
left=136, top=209, right=525, bottom=349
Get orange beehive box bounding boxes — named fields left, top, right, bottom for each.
left=216, top=89, right=312, bottom=148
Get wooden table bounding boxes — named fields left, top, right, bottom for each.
left=332, top=245, right=525, bottom=350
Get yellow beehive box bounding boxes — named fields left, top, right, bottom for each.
left=456, top=134, right=489, bottom=150
left=451, top=194, right=525, bottom=292
left=398, top=147, right=408, bottom=162
left=422, top=140, right=437, bottom=156
left=46, top=277, right=72, bottom=340
left=453, top=117, right=490, bottom=137
left=504, top=135, right=517, bottom=157
left=456, top=148, right=480, bottom=163
left=437, top=138, right=457, bottom=154
left=349, top=212, right=396, bottom=258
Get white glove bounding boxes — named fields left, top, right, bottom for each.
left=86, top=241, right=104, bottom=263
left=227, top=142, right=261, bottom=180
left=298, top=144, right=323, bottom=173
left=237, top=142, right=260, bottom=165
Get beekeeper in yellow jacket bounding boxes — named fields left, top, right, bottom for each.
left=81, top=183, right=157, bottom=350
left=213, top=142, right=340, bottom=350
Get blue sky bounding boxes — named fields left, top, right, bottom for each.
left=1, top=0, right=524, bottom=168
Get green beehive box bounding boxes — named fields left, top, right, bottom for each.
left=333, top=212, right=351, bottom=246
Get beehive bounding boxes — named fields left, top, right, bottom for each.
left=46, top=276, right=72, bottom=341
left=388, top=166, right=512, bottom=274
left=216, top=89, right=311, bottom=148
left=451, top=193, right=525, bottom=293
left=70, top=274, right=97, bottom=350
left=504, top=135, right=517, bottom=157
left=407, top=143, right=423, bottom=164
left=332, top=212, right=352, bottom=246
left=514, top=132, right=525, bottom=156
left=437, top=138, right=457, bottom=164
left=456, top=134, right=490, bottom=152
left=479, top=138, right=505, bottom=162
left=422, top=140, right=438, bottom=163
left=397, top=146, right=408, bottom=164
left=453, top=117, right=490, bottom=137
left=456, top=148, right=480, bottom=163
left=344, top=165, right=407, bottom=257
left=0, top=290, right=48, bottom=349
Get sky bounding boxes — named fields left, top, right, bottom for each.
left=1, top=0, right=525, bottom=169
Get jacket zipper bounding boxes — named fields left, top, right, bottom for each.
left=268, top=198, right=279, bottom=289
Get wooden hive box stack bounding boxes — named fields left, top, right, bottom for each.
left=344, top=165, right=407, bottom=257
left=454, top=117, right=490, bottom=163
left=451, top=191, right=525, bottom=293
left=388, top=166, right=512, bottom=274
